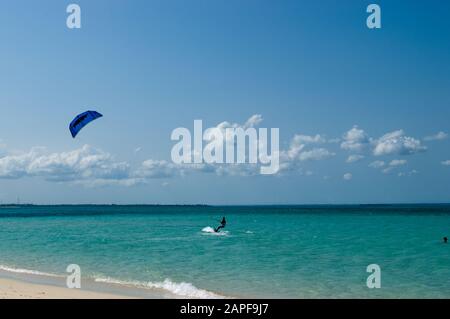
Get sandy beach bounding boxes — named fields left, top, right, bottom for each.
left=0, top=278, right=131, bottom=299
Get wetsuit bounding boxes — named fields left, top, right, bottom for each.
left=215, top=217, right=226, bottom=232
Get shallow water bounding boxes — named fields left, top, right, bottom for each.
left=0, top=205, right=449, bottom=298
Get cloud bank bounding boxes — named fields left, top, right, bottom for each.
left=0, top=116, right=444, bottom=186
left=373, top=130, right=426, bottom=156
left=424, top=131, right=448, bottom=141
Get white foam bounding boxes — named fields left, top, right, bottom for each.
left=0, top=265, right=59, bottom=277
left=95, top=277, right=225, bottom=299
left=202, top=226, right=229, bottom=236
left=0, top=264, right=225, bottom=299
left=147, top=279, right=225, bottom=299
left=202, top=226, right=216, bottom=233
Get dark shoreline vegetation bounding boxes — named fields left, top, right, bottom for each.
left=1, top=203, right=450, bottom=219
left=1, top=203, right=450, bottom=207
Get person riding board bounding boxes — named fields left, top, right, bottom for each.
left=215, top=217, right=226, bottom=233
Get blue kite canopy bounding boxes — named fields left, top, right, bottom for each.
left=69, top=111, right=103, bottom=138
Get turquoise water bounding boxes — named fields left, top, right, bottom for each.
left=0, top=205, right=449, bottom=298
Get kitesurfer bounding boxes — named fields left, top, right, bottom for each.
left=214, top=217, right=226, bottom=233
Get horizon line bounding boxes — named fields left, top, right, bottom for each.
left=1, top=203, right=450, bottom=207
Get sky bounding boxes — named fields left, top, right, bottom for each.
left=0, top=0, right=450, bottom=205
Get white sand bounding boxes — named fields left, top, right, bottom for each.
left=0, top=278, right=132, bottom=299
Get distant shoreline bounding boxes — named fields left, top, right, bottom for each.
left=1, top=203, right=450, bottom=207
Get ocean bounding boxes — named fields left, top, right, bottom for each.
left=0, top=205, right=449, bottom=298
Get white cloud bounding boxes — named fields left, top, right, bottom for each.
left=298, top=148, right=335, bottom=161
left=284, top=134, right=334, bottom=160
left=0, top=116, right=276, bottom=184
left=255, top=129, right=337, bottom=176
left=389, top=159, right=407, bottom=167
left=291, top=134, right=326, bottom=145
left=346, top=154, right=365, bottom=163
left=398, top=170, right=418, bottom=177
left=341, top=126, right=370, bottom=152
left=381, top=160, right=408, bottom=174
left=0, top=144, right=230, bottom=185
left=284, top=134, right=325, bottom=159
left=442, top=160, right=450, bottom=166
left=285, top=136, right=305, bottom=159
left=343, top=173, right=352, bottom=180
left=0, top=146, right=127, bottom=187
left=341, top=127, right=427, bottom=158
left=213, top=163, right=260, bottom=176
left=369, top=160, right=385, bottom=168
left=373, top=130, right=426, bottom=156
left=1, top=115, right=440, bottom=184
left=0, top=140, right=6, bottom=157
left=0, top=145, right=198, bottom=186
left=137, top=159, right=181, bottom=179
left=200, top=115, right=274, bottom=176
left=424, top=131, right=448, bottom=141
left=211, top=114, right=264, bottom=149
left=243, top=114, right=263, bottom=128
left=213, top=114, right=263, bottom=141
left=0, top=145, right=136, bottom=184
left=328, top=138, right=341, bottom=144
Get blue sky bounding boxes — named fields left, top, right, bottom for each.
left=0, top=0, right=449, bottom=204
